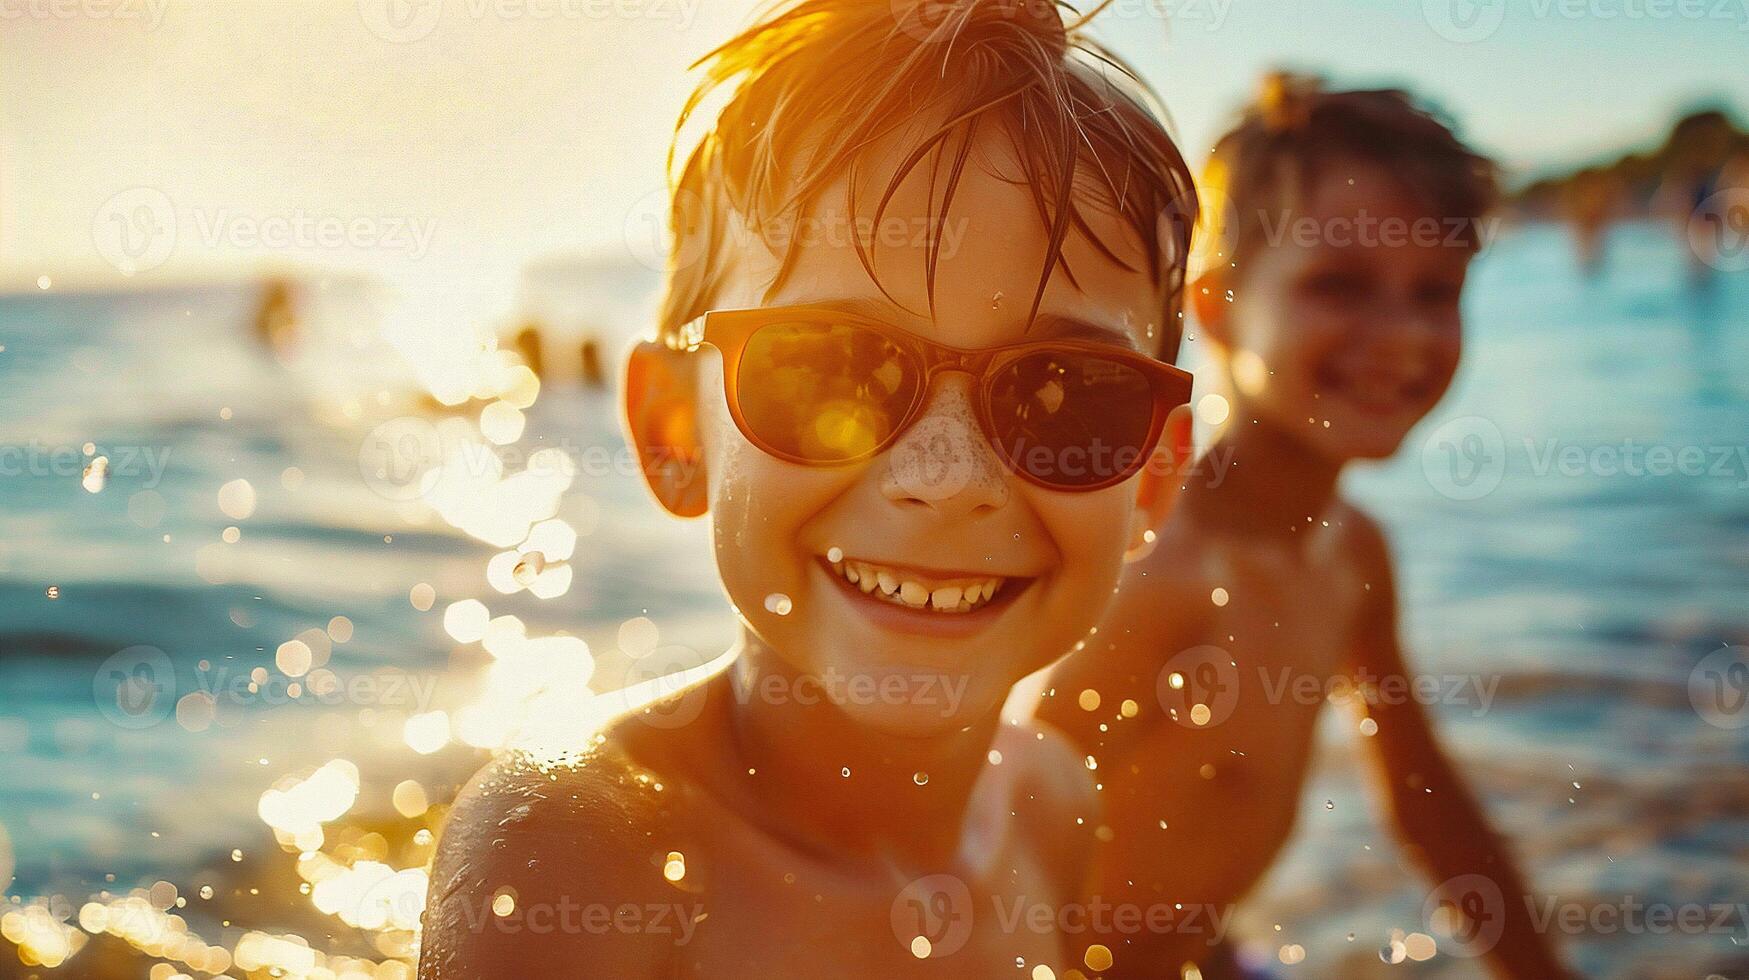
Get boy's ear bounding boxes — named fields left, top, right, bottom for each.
left=624, top=340, right=709, bottom=518
left=1126, top=402, right=1195, bottom=561
left=1188, top=270, right=1232, bottom=350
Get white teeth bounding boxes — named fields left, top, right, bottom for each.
left=826, top=557, right=1008, bottom=614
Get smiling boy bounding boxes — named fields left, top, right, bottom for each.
left=1038, top=77, right=1570, bottom=978
left=420, top=2, right=1199, bottom=976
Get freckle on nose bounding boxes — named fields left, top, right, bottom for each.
left=883, top=382, right=1008, bottom=508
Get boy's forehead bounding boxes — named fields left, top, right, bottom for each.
left=734, top=132, right=1164, bottom=351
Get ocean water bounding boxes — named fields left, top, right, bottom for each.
left=0, top=221, right=1744, bottom=978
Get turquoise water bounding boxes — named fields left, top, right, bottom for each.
left=0, top=223, right=1745, bottom=978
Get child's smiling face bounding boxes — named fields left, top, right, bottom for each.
left=629, top=139, right=1188, bottom=736
left=1209, top=160, right=1470, bottom=461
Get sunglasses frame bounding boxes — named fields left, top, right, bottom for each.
left=669, top=305, right=1195, bottom=492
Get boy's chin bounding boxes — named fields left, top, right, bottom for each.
left=822, top=675, right=1003, bottom=739
left=1312, top=419, right=1418, bottom=462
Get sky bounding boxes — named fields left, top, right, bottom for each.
left=3, top=0, right=1746, bottom=327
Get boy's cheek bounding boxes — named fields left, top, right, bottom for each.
left=1021, top=485, right=1133, bottom=589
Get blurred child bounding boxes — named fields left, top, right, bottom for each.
left=1038, top=75, right=1572, bottom=978
left=422, top=1, right=1199, bottom=975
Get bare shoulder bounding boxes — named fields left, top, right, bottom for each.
left=994, top=718, right=1098, bottom=893
left=997, top=717, right=1096, bottom=817
left=1326, top=501, right=1397, bottom=606
left=419, top=739, right=687, bottom=978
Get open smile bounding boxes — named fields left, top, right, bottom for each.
left=815, top=554, right=1035, bottom=637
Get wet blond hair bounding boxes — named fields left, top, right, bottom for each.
left=658, top=0, right=1198, bottom=355
left=1197, top=73, right=1498, bottom=281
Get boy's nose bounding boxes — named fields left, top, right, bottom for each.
left=879, top=374, right=1010, bottom=517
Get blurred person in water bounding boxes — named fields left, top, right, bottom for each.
left=1038, top=74, right=1574, bottom=979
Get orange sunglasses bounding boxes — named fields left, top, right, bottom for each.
left=668, top=305, right=1194, bottom=492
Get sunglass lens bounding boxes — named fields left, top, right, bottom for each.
left=737, top=321, right=920, bottom=462
left=987, top=351, right=1157, bottom=488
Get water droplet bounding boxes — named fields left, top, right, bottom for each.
left=912, top=771, right=929, bottom=786
left=231, top=849, right=243, bottom=862
left=199, top=886, right=214, bottom=900
left=990, top=290, right=1004, bottom=309
left=513, top=551, right=547, bottom=585
left=81, top=456, right=109, bottom=493
left=764, top=593, right=793, bottom=616
left=841, top=767, right=851, bottom=778
left=1324, top=799, right=1334, bottom=810
left=826, top=546, right=843, bottom=563
left=45, top=586, right=60, bottom=600
left=1210, top=587, right=1230, bottom=607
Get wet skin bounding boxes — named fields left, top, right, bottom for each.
left=422, top=132, right=1192, bottom=978
left=1039, top=165, right=1570, bottom=979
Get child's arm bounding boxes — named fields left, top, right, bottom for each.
left=1346, top=518, right=1572, bottom=980
left=419, top=753, right=676, bottom=978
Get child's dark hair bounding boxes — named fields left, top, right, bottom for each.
left=1198, top=73, right=1499, bottom=280
left=659, top=0, right=1198, bottom=356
